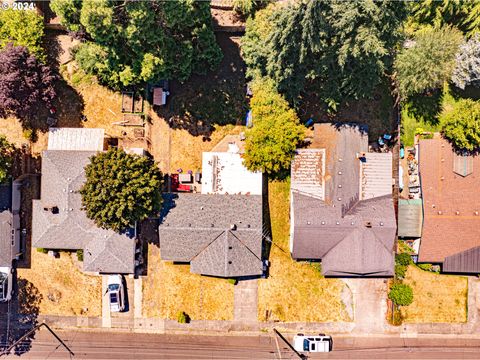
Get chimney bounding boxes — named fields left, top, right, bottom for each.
left=365, top=221, right=372, bottom=228
left=230, top=224, right=237, bottom=230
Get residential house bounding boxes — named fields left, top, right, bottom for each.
left=0, top=181, right=21, bottom=268
left=32, top=128, right=137, bottom=274
left=159, top=135, right=264, bottom=278
left=418, top=137, right=480, bottom=273
left=290, top=123, right=396, bottom=277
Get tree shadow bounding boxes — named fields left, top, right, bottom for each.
left=154, top=33, right=248, bottom=140
left=403, top=90, right=443, bottom=127
left=449, top=84, right=480, bottom=101
left=1, top=277, right=42, bottom=356
left=24, top=29, right=85, bottom=134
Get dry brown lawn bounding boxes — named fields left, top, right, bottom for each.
left=257, top=180, right=351, bottom=322
left=17, top=250, right=102, bottom=316
left=143, top=244, right=234, bottom=320
left=401, top=265, right=468, bottom=323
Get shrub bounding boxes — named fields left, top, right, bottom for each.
left=440, top=98, right=480, bottom=151
left=392, top=307, right=403, bottom=326
left=396, top=253, right=413, bottom=266
left=36, top=248, right=48, bottom=254
left=417, top=263, right=433, bottom=272
left=395, top=264, right=407, bottom=279
left=76, top=249, right=84, bottom=262
left=177, top=311, right=190, bottom=324
left=23, top=129, right=37, bottom=142
left=388, top=283, right=414, bottom=306
left=227, top=278, right=237, bottom=285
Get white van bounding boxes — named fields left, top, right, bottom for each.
left=0, top=267, right=13, bottom=302
left=293, top=334, right=332, bottom=353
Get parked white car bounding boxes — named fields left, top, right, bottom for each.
left=0, top=267, right=13, bottom=303
left=293, top=334, right=332, bottom=353
left=107, top=275, right=125, bottom=312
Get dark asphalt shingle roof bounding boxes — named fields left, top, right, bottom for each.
left=0, top=183, right=13, bottom=267
left=159, top=193, right=263, bottom=277
left=291, top=123, right=396, bottom=277
left=32, top=150, right=136, bottom=274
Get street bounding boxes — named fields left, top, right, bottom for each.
left=2, top=329, right=480, bottom=359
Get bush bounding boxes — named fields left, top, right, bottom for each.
left=76, top=249, right=84, bottom=262
left=392, top=307, right=403, bottom=326
left=395, top=264, right=407, bottom=279
left=388, top=283, right=414, bottom=306
left=396, top=253, right=413, bottom=266
left=177, top=311, right=190, bottom=324
left=417, top=263, right=433, bottom=271
left=22, top=129, right=37, bottom=142
left=36, top=248, right=48, bottom=254
left=227, top=278, right=237, bottom=285
left=440, top=98, right=480, bottom=151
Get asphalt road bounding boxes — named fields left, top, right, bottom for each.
left=2, top=329, right=480, bottom=359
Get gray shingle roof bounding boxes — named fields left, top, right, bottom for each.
left=443, top=246, right=480, bottom=273
left=290, top=123, right=396, bottom=277
left=32, top=151, right=136, bottom=274
left=159, top=193, right=263, bottom=277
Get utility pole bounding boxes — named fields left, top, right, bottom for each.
left=1, top=322, right=74, bottom=357
left=273, top=328, right=307, bottom=360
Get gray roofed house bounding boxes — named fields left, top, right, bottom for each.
left=443, top=246, right=480, bottom=273
left=290, top=123, right=396, bottom=277
left=32, top=148, right=136, bottom=274
left=0, top=182, right=21, bottom=268
left=158, top=193, right=263, bottom=278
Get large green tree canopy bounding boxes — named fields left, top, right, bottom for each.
left=395, top=27, right=463, bottom=97
left=0, top=9, right=45, bottom=60
left=243, top=77, right=304, bottom=176
left=51, top=0, right=222, bottom=88
left=80, top=148, right=163, bottom=232
left=440, top=98, right=480, bottom=151
left=242, top=0, right=407, bottom=106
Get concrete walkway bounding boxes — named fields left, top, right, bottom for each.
left=101, top=276, right=111, bottom=328
left=343, top=278, right=389, bottom=334
left=233, top=279, right=258, bottom=323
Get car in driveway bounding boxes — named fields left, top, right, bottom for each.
left=0, top=267, right=13, bottom=302
left=293, top=333, right=332, bottom=353
left=107, top=275, right=125, bottom=312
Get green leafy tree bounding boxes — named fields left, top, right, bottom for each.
left=242, top=1, right=407, bottom=105
left=388, top=283, right=413, bottom=306
left=395, top=27, right=463, bottom=97
left=440, top=98, right=480, bottom=151
left=0, top=9, right=45, bottom=60
left=0, top=135, right=13, bottom=184
left=452, top=35, right=480, bottom=89
left=243, top=77, right=304, bottom=175
left=51, top=0, right=222, bottom=88
left=80, top=148, right=163, bottom=232
left=408, top=0, right=480, bottom=37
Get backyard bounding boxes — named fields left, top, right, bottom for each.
left=142, top=245, right=235, bottom=320
left=401, top=265, right=468, bottom=323
left=257, top=180, right=352, bottom=323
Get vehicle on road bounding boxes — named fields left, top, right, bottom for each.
left=107, top=275, right=125, bottom=312
left=293, top=333, right=332, bottom=353
left=0, top=267, right=13, bottom=302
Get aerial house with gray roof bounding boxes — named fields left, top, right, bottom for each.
left=159, top=135, right=265, bottom=278
left=290, top=123, right=396, bottom=277
left=0, top=181, right=22, bottom=268
left=32, top=128, right=138, bottom=275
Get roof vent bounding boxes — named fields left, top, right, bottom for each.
left=228, top=261, right=232, bottom=264
left=230, top=224, right=236, bottom=230
left=44, top=206, right=59, bottom=214
left=339, top=158, right=343, bottom=162
left=211, top=224, right=214, bottom=227
left=321, top=221, right=326, bottom=225
left=247, top=224, right=251, bottom=228
left=307, top=221, right=311, bottom=225
left=365, top=221, right=372, bottom=228
left=337, top=197, right=342, bottom=201
left=338, top=171, right=342, bottom=175
left=432, top=204, right=435, bottom=208
left=200, top=206, right=204, bottom=210
left=455, top=211, right=460, bottom=215
left=228, top=246, right=232, bottom=250
left=475, top=211, right=479, bottom=216
left=336, top=221, right=340, bottom=225
left=438, top=211, right=442, bottom=215
left=380, top=222, right=384, bottom=226
left=351, top=221, right=355, bottom=225
left=338, top=184, right=342, bottom=188
left=188, top=223, right=192, bottom=227
left=441, top=158, right=445, bottom=162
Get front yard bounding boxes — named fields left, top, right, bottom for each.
left=401, top=265, right=468, bottom=323
left=17, top=250, right=102, bottom=317
left=142, top=245, right=234, bottom=320
left=257, top=181, right=352, bottom=322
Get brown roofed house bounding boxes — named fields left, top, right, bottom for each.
left=418, top=137, right=480, bottom=273
left=290, top=123, right=396, bottom=277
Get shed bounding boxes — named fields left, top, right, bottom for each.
left=398, top=199, right=423, bottom=238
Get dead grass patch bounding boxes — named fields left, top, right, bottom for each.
left=17, top=250, right=101, bottom=316
left=142, top=244, right=234, bottom=320
left=401, top=265, right=468, bottom=323
left=257, top=180, right=351, bottom=322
